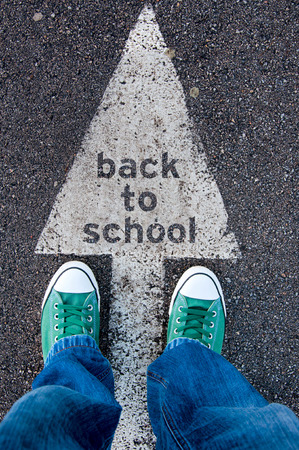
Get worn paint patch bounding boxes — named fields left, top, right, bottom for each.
left=36, top=5, right=240, bottom=448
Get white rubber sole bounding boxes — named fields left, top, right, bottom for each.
left=168, top=266, right=226, bottom=316
left=41, top=261, right=100, bottom=311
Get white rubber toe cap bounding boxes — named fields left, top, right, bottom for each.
left=42, top=261, right=100, bottom=310
left=169, top=266, right=225, bottom=316
left=180, top=274, right=219, bottom=300
left=54, top=268, right=94, bottom=293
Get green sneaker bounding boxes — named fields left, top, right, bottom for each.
left=41, top=261, right=100, bottom=361
left=167, top=266, right=226, bottom=354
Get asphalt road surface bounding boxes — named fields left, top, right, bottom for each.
left=0, top=0, right=298, bottom=447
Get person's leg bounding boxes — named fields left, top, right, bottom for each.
left=0, top=262, right=121, bottom=449
left=147, top=267, right=299, bottom=449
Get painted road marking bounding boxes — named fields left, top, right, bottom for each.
left=36, top=5, right=240, bottom=447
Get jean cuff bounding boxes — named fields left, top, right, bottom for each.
left=45, top=335, right=99, bottom=367
left=165, top=337, right=205, bottom=353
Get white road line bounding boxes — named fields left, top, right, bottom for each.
left=36, top=5, right=240, bottom=447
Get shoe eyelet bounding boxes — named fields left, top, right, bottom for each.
left=178, top=306, right=183, bottom=312
left=54, top=336, right=58, bottom=342
left=176, top=317, right=180, bottom=324
left=207, top=344, right=211, bottom=349
left=54, top=324, right=59, bottom=331
left=89, top=328, right=93, bottom=334
left=209, top=333, right=213, bottom=339
left=54, top=314, right=59, bottom=320
left=87, top=316, right=92, bottom=323
left=88, top=305, right=93, bottom=311
left=54, top=303, right=58, bottom=310
left=212, top=311, right=217, bottom=317
left=174, top=328, right=178, bottom=334
left=210, top=322, right=214, bottom=328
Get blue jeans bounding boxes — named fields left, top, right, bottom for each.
left=0, top=335, right=298, bottom=449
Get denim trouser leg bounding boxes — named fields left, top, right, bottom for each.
left=0, top=335, right=121, bottom=450
left=147, top=338, right=299, bottom=450
left=1, top=336, right=298, bottom=449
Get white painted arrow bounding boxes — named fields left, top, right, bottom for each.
left=36, top=5, right=240, bottom=447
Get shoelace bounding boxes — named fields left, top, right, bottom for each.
left=55, top=304, right=93, bottom=339
left=175, top=306, right=216, bottom=346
